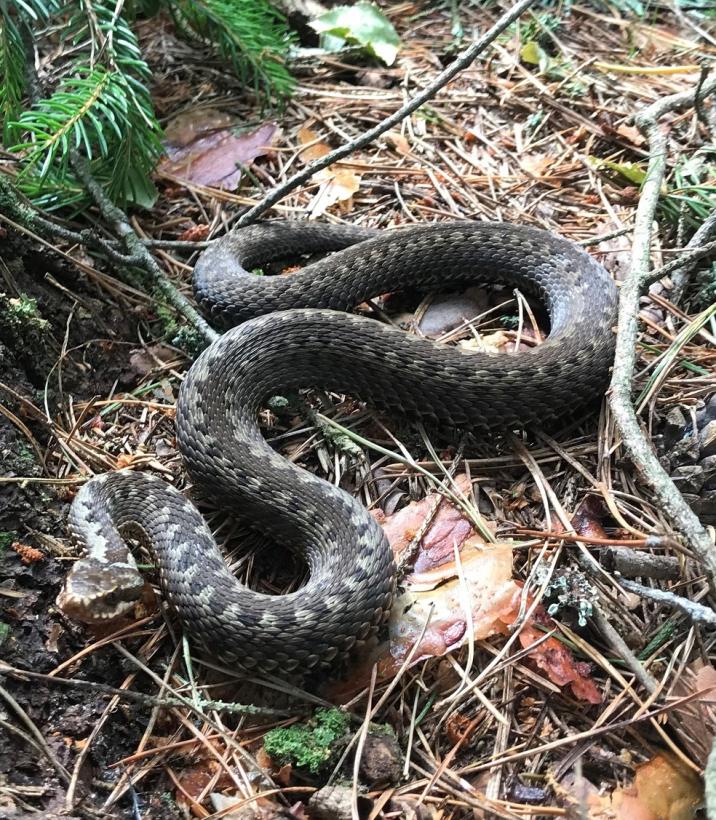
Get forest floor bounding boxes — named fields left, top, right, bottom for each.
left=1, top=1, right=715, bottom=818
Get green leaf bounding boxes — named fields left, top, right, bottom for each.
left=122, top=165, right=158, bottom=209
left=310, top=2, right=400, bottom=66
left=589, top=157, right=648, bottom=185
left=520, top=40, right=551, bottom=73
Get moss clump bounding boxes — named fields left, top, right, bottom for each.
left=153, top=302, right=204, bottom=355
left=0, top=293, right=50, bottom=350
left=263, top=708, right=350, bottom=774
left=0, top=532, right=16, bottom=552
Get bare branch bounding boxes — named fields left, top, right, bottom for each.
left=608, top=76, right=716, bottom=589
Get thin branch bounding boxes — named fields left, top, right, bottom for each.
left=0, top=661, right=294, bottom=717
left=608, top=76, right=716, bottom=590
left=233, top=0, right=538, bottom=229
left=70, top=154, right=219, bottom=346
left=616, top=577, right=716, bottom=626
left=644, top=237, right=716, bottom=290
left=649, top=209, right=716, bottom=299
left=0, top=171, right=216, bottom=346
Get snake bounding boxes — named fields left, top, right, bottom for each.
left=57, top=221, right=618, bottom=675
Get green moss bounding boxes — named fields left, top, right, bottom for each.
left=0, top=623, right=9, bottom=645
left=0, top=293, right=49, bottom=348
left=0, top=532, right=16, bottom=552
left=263, top=708, right=350, bottom=774
left=153, top=302, right=204, bottom=355
left=14, top=442, right=37, bottom=471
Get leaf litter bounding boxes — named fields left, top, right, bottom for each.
left=3, top=2, right=716, bottom=817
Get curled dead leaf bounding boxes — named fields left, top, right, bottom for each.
left=297, top=125, right=361, bottom=216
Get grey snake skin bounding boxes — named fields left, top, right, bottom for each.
left=58, top=221, right=618, bottom=674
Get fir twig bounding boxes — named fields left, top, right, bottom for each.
left=171, top=0, right=294, bottom=101
left=0, top=661, right=295, bottom=717
left=5, top=1, right=163, bottom=210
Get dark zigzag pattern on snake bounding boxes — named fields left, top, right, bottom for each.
left=59, top=221, right=618, bottom=674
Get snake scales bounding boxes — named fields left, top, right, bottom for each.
left=58, top=221, right=618, bottom=674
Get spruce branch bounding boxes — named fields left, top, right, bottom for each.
left=0, top=10, right=26, bottom=143
left=171, top=0, right=295, bottom=101
left=3, top=0, right=296, bottom=209
left=70, top=152, right=219, bottom=348
left=3, top=0, right=162, bottom=209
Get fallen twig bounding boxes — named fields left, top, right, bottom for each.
left=0, top=661, right=292, bottom=717
left=608, top=75, right=716, bottom=590
left=616, top=576, right=716, bottom=626
left=70, top=155, right=219, bottom=346
left=647, top=210, right=716, bottom=299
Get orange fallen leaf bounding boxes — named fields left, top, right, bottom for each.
left=178, top=224, right=210, bottom=242
left=297, top=126, right=361, bottom=216
left=515, top=612, right=602, bottom=704
left=569, top=495, right=609, bottom=540
left=116, top=453, right=138, bottom=469
left=521, top=153, right=553, bottom=177
left=589, top=753, right=702, bottom=819
left=328, top=538, right=520, bottom=701
left=297, top=126, right=331, bottom=162
left=174, top=759, right=234, bottom=815
left=307, top=167, right=361, bottom=217
left=616, top=123, right=646, bottom=146
left=374, top=474, right=478, bottom=571
left=385, top=130, right=411, bottom=155
left=330, top=476, right=600, bottom=704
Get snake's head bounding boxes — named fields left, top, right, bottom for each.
left=56, top=557, right=145, bottom=623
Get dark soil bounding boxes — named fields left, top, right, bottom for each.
left=0, top=230, right=175, bottom=818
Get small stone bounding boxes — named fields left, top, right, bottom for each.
left=681, top=492, right=701, bottom=511
left=308, top=786, right=372, bottom=820
left=700, top=420, right=716, bottom=458
left=691, top=490, right=716, bottom=525
left=696, top=394, right=716, bottom=427
left=670, top=465, right=705, bottom=494
left=418, top=293, right=487, bottom=338
left=701, top=455, right=716, bottom=490
left=359, top=733, right=402, bottom=787
left=669, top=435, right=700, bottom=466
left=664, top=407, right=688, bottom=447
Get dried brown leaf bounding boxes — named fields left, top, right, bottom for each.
left=159, top=122, right=278, bottom=190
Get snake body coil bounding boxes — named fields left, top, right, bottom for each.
left=59, top=221, right=617, bottom=674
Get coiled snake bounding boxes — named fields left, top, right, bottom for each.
left=58, top=221, right=617, bottom=674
